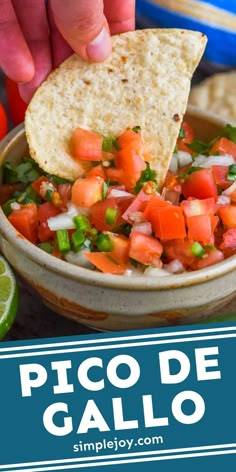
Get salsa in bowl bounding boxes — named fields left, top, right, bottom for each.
left=1, top=107, right=236, bottom=331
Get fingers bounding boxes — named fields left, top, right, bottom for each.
left=104, top=0, right=136, bottom=35
left=12, top=0, right=52, bottom=103
left=47, top=0, right=72, bottom=69
left=0, top=0, right=34, bottom=82
left=50, top=0, right=111, bottom=62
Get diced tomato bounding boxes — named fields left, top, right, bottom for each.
left=129, top=231, right=163, bottom=267
left=210, top=137, right=236, bottom=159
left=162, top=238, right=196, bottom=268
left=143, top=194, right=170, bottom=221
left=212, top=165, right=231, bottom=190
left=8, top=203, right=38, bottom=243
left=71, top=128, right=103, bottom=161
left=57, top=183, right=72, bottom=207
left=115, top=147, right=146, bottom=189
left=220, top=228, right=236, bottom=250
left=108, top=233, right=130, bottom=265
left=90, top=197, right=132, bottom=231
left=229, top=188, right=236, bottom=204
left=192, top=248, right=224, bottom=270
left=163, top=171, right=182, bottom=193
left=105, top=167, right=125, bottom=184
left=71, top=176, right=104, bottom=207
left=117, top=129, right=151, bottom=162
left=180, top=197, right=215, bottom=218
left=87, top=164, right=107, bottom=179
left=218, top=205, right=236, bottom=229
left=186, top=214, right=212, bottom=243
left=181, top=168, right=218, bottom=201
left=84, top=252, right=127, bottom=275
left=150, top=205, right=186, bottom=240
left=0, top=183, right=24, bottom=205
left=211, top=215, right=219, bottom=233
left=38, top=202, right=61, bottom=242
left=31, top=176, right=53, bottom=198
left=122, top=188, right=152, bottom=223
left=177, top=121, right=194, bottom=155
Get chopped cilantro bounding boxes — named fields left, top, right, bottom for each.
left=133, top=163, right=157, bottom=194
left=187, top=140, right=210, bottom=155
left=179, top=126, right=185, bottom=139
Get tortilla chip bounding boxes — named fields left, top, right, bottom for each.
left=189, top=71, right=236, bottom=125
left=25, top=29, right=206, bottom=186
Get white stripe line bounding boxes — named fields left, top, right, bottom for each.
left=2, top=449, right=236, bottom=472
left=1, top=333, right=236, bottom=359
left=1, top=326, right=236, bottom=353
left=1, top=443, right=236, bottom=470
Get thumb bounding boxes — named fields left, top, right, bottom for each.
left=50, top=0, right=111, bottom=62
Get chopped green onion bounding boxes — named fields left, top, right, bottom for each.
left=73, top=215, right=91, bottom=232
left=102, top=181, right=109, bottom=199
left=227, top=164, right=236, bottom=182
left=105, top=207, right=118, bottom=225
left=56, top=229, right=71, bottom=253
left=102, top=136, right=116, bottom=152
left=191, top=242, right=205, bottom=257
left=38, top=242, right=53, bottom=254
left=72, top=229, right=85, bottom=252
left=204, top=244, right=215, bottom=250
left=95, top=234, right=113, bottom=252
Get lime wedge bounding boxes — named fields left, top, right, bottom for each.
left=0, top=255, right=19, bottom=339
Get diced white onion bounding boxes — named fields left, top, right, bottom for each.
left=164, top=259, right=185, bottom=274
left=193, top=154, right=235, bottom=168
left=169, top=153, right=178, bottom=173
left=129, top=211, right=145, bottom=224
left=222, top=181, right=236, bottom=196
left=216, top=195, right=231, bottom=206
left=65, top=250, right=93, bottom=269
left=144, top=266, right=170, bottom=277
left=47, top=204, right=79, bottom=231
left=10, top=202, right=21, bottom=210
left=176, top=151, right=193, bottom=168
left=131, top=222, right=152, bottom=235
left=108, top=188, right=133, bottom=198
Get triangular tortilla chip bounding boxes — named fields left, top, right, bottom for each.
left=25, top=29, right=207, bottom=186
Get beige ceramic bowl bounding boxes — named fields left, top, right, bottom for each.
left=1, top=106, right=236, bottom=331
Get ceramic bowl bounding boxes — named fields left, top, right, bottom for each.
left=1, top=106, right=236, bottom=332
left=136, top=1, right=236, bottom=69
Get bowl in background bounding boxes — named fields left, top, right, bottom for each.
left=1, top=106, right=236, bottom=332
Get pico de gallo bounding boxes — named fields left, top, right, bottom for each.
left=2, top=122, right=236, bottom=276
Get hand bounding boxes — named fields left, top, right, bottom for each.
left=0, top=0, right=135, bottom=103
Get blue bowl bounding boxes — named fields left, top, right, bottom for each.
left=136, top=0, right=236, bottom=68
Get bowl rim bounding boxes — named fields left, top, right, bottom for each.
left=1, top=107, right=236, bottom=291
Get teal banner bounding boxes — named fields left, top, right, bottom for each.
left=0, top=323, right=236, bottom=470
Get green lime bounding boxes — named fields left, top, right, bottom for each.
left=0, top=255, right=19, bottom=339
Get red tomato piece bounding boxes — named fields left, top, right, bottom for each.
left=117, top=129, right=151, bottom=162
left=163, top=238, right=196, bottom=268
left=150, top=206, right=186, bottom=240
left=108, top=233, right=130, bottom=265
left=129, top=231, right=163, bottom=267
left=31, top=176, right=52, bottom=198
left=181, top=169, right=218, bottom=201
left=71, top=128, right=103, bottom=161
left=115, top=147, right=146, bottom=189
left=218, top=205, right=236, bottom=229
left=57, top=183, right=72, bottom=207
left=210, top=137, right=236, bottom=159
left=143, top=194, right=170, bottom=221
left=186, top=214, right=212, bottom=243
left=162, top=171, right=182, bottom=193
left=193, top=248, right=224, bottom=270
left=87, top=164, right=107, bottom=179
left=180, top=197, right=215, bottom=217
left=90, top=197, right=132, bottom=231
left=5, top=77, right=27, bottom=125
left=38, top=202, right=61, bottom=242
left=71, top=176, right=104, bottom=207
left=122, top=188, right=152, bottom=223
left=212, top=165, right=231, bottom=190
left=105, top=167, right=125, bottom=185
left=177, top=121, right=194, bottom=155
left=0, top=101, right=8, bottom=141
left=220, top=228, right=236, bottom=250
left=8, top=204, right=38, bottom=243
left=84, top=252, right=127, bottom=275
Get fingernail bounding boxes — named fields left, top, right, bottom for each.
left=86, top=27, right=111, bottom=62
